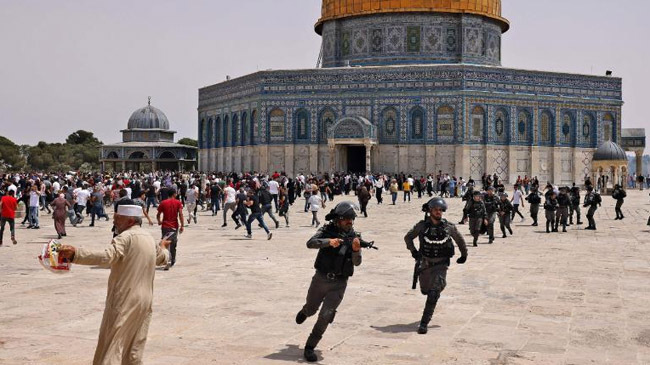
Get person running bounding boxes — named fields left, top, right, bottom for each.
left=511, top=185, right=525, bottom=222
left=156, top=189, right=184, bottom=270
left=28, top=185, right=40, bottom=229
left=222, top=182, right=239, bottom=227
left=185, top=184, right=198, bottom=225
left=0, top=189, right=18, bottom=245
left=244, top=188, right=273, bottom=240
left=308, top=185, right=325, bottom=227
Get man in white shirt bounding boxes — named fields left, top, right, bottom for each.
left=74, top=186, right=91, bottom=223
left=28, top=185, right=40, bottom=229
left=185, top=184, right=199, bottom=225
left=268, top=179, right=280, bottom=212
left=308, top=186, right=325, bottom=228
left=222, top=183, right=240, bottom=228
left=511, top=185, right=525, bottom=222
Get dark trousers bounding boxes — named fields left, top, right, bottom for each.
left=417, top=260, right=448, bottom=326
left=404, top=191, right=411, bottom=202
left=375, top=188, right=383, bottom=204
left=261, top=204, right=279, bottom=226
left=161, top=227, right=178, bottom=265
left=360, top=202, right=368, bottom=217
left=486, top=212, right=496, bottom=240
left=587, top=206, right=597, bottom=228
left=246, top=212, right=269, bottom=235
left=300, top=272, right=348, bottom=348
left=615, top=200, right=624, bottom=219
left=512, top=204, right=524, bottom=220
left=499, top=213, right=512, bottom=236
left=0, top=217, right=16, bottom=241
left=545, top=210, right=557, bottom=232
left=556, top=206, right=569, bottom=231
left=272, top=194, right=279, bottom=211
left=90, top=205, right=107, bottom=225
left=146, top=196, right=157, bottom=213
left=570, top=205, right=581, bottom=224
left=530, top=204, right=539, bottom=224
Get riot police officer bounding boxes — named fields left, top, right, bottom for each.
left=525, top=186, right=542, bottom=226
left=544, top=191, right=558, bottom=233
left=612, top=184, right=626, bottom=220
left=295, top=201, right=364, bottom=363
left=483, top=187, right=499, bottom=243
left=497, top=193, right=513, bottom=238
left=556, top=187, right=570, bottom=232
left=464, top=190, right=487, bottom=247
left=583, top=186, right=602, bottom=230
left=569, top=184, right=583, bottom=225
left=404, top=198, right=468, bottom=334
left=458, top=184, right=474, bottom=224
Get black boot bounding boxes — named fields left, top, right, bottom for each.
left=546, top=221, right=550, bottom=233
left=418, top=290, right=440, bottom=334
left=472, top=237, right=478, bottom=247
left=304, top=346, right=318, bottom=362
left=296, top=311, right=307, bottom=324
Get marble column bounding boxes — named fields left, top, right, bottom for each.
left=364, top=142, right=372, bottom=173
left=328, top=142, right=336, bottom=173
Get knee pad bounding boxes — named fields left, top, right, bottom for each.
left=319, top=308, right=337, bottom=324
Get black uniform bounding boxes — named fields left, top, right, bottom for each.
left=483, top=193, right=499, bottom=243
left=297, top=223, right=363, bottom=353
left=405, top=218, right=467, bottom=332
left=544, top=196, right=558, bottom=233
left=612, top=186, right=626, bottom=220
left=556, top=190, right=570, bottom=232
left=583, top=189, right=602, bottom=230
left=525, top=191, right=541, bottom=226
left=497, top=198, right=513, bottom=237
left=464, top=198, right=487, bottom=246
left=569, top=186, right=582, bottom=225
left=458, top=186, right=474, bottom=224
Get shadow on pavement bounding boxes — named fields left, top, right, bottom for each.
left=263, top=344, right=322, bottom=363
left=371, top=322, right=438, bottom=333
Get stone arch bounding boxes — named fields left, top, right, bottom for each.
left=128, top=151, right=147, bottom=159
left=540, top=109, right=554, bottom=144
left=214, top=116, right=222, bottom=147
left=494, top=107, right=509, bottom=142
left=106, top=151, right=119, bottom=159
left=241, top=111, right=248, bottom=146
left=158, top=150, right=177, bottom=159
left=380, top=106, right=399, bottom=142
left=268, top=108, right=286, bottom=139
left=294, top=108, right=310, bottom=141
left=470, top=105, right=485, bottom=140
left=436, top=105, right=455, bottom=140
left=231, top=114, right=239, bottom=147
left=409, top=106, right=425, bottom=140
left=517, top=109, right=532, bottom=144
left=561, top=111, right=574, bottom=145
left=318, top=107, right=337, bottom=143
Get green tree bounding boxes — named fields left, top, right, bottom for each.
left=66, top=130, right=102, bottom=145
left=178, top=137, right=198, bottom=147
left=0, top=136, right=26, bottom=170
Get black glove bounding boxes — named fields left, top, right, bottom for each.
left=456, top=255, right=467, bottom=264
left=411, top=250, right=422, bottom=260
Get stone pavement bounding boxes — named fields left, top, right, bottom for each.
left=1, top=190, right=650, bottom=364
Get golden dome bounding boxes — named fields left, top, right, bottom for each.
left=316, top=0, right=509, bottom=34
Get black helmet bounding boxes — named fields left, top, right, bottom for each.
left=422, top=197, right=447, bottom=213
left=586, top=185, right=594, bottom=191
left=325, top=201, right=359, bottom=221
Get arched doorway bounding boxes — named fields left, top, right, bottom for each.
left=327, top=116, right=377, bottom=173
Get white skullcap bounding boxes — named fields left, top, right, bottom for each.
left=117, top=205, right=142, bottom=217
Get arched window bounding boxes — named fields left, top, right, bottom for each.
left=269, top=109, right=285, bottom=139
left=494, top=109, right=508, bottom=140
left=241, top=112, right=248, bottom=146
left=231, top=114, right=239, bottom=146
left=540, top=111, right=552, bottom=143
left=436, top=106, right=454, bottom=138
left=518, top=111, right=529, bottom=141
left=410, top=107, right=424, bottom=139
left=200, top=118, right=207, bottom=148
left=224, top=115, right=230, bottom=146
left=381, top=107, right=398, bottom=141
left=471, top=106, right=484, bottom=139
left=250, top=110, right=257, bottom=144
left=214, top=117, right=221, bottom=147
left=319, top=108, right=336, bottom=142
left=295, top=109, right=310, bottom=140
left=561, top=112, right=572, bottom=144
left=107, top=151, right=119, bottom=159
left=129, top=151, right=145, bottom=159
left=582, top=113, right=593, bottom=145
left=159, top=151, right=176, bottom=159
left=603, top=113, right=614, bottom=142
left=206, top=117, right=213, bottom=149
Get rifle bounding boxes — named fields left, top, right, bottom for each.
left=412, top=258, right=421, bottom=290
left=337, top=233, right=378, bottom=256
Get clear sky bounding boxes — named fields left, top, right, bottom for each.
left=1, top=0, right=647, bottom=152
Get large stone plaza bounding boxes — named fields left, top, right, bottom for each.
left=1, top=190, right=649, bottom=364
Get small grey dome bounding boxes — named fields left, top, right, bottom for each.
left=127, top=104, right=170, bottom=130
left=593, top=141, right=628, bottom=161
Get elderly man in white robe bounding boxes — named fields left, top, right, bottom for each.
left=59, top=204, right=171, bottom=365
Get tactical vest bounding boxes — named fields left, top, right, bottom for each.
left=314, top=225, right=356, bottom=277
left=528, top=193, right=541, bottom=205
left=419, top=219, right=455, bottom=259
left=484, top=195, right=498, bottom=214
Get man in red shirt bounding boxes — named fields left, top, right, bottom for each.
left=156, top=189, right=184, bottom=270
left=0, top=190, right=19, bottom=245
